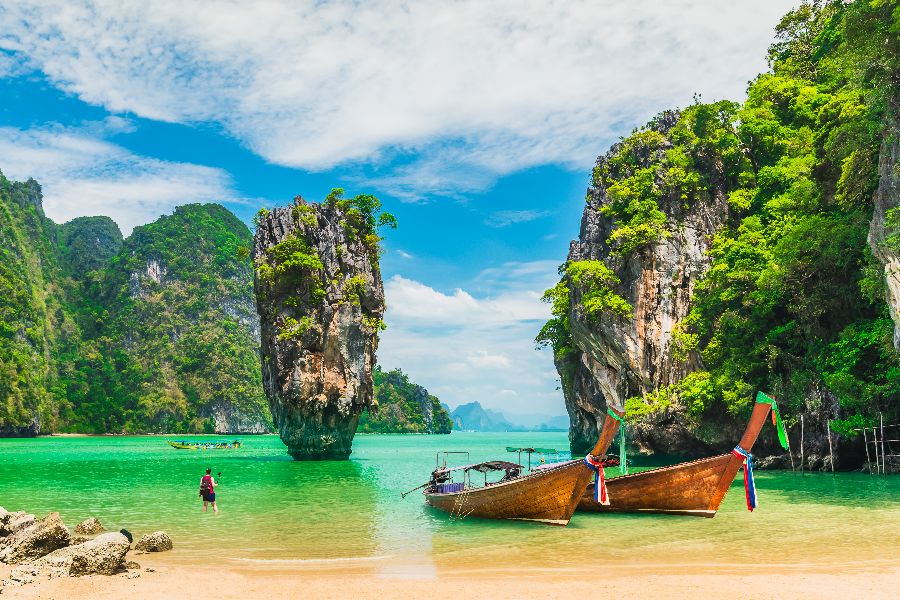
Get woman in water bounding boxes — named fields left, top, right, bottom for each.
left=199, top=468, right=219, bottom=513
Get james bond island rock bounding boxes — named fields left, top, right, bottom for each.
left=253, top=189, right=393, bottom=460
left=541, top=2, right=900, bottom=469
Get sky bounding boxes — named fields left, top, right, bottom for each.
left=0, top=1, right=793, bottom=417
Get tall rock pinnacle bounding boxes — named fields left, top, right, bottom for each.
left=253, top=191, right=389, bottom=459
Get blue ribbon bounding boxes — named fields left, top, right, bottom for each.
left=582, top=456, right=608, bottom=504
left=732, top=445, right=757, bottom=511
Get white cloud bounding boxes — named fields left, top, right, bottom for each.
left=0, top=122, right=241, bottom=234
left=0, top=1, right=792, bottom=195
left=485, top=210, right=551, bottom=229
left=378, top=262, right=565, bottom=414
left=396, top=250, right=414, bottom=260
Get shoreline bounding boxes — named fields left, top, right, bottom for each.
left=4, top=555, right=897, bottom=599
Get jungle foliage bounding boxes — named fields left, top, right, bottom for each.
left=357, top=367, right=452, bottom=434
left=0, top=184, right=272, bottom=434
left=542, top=0, right=900, bottom=434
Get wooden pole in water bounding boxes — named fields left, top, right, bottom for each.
left=863, top=427, right=872, bottom=474
left=825, top=421, right=834, bottom=473
left=873, top=426, right=880, bottom=475
left=786, top=423, right=796, bottom=471
left=800, top=414, right=805, bottom=476
left=881, top=413, right=887, bottom=475
left=827, top=420, right=834, bottom=473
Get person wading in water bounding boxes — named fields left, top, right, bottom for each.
left=199, top=468, right=219, bottom=513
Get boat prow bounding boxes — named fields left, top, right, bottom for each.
left=578, top=391, right=789, bottom=517
left=418, top=405, right=625, bottom=526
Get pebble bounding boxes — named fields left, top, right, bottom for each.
left=125, top=571, right=140, bottom=579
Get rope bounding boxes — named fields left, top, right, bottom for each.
left=731, top=445, right=757, bottom=511
left=583, top=455, right=610, bottom=505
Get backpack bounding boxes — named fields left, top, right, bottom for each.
left=200, top=475, right=212, bottom=495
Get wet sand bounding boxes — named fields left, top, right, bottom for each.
left=3, top=555, right=898, bottom=599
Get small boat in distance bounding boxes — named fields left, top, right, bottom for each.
left=406, top=404, right=625, bottom=526
left=577, top=391, right=789, bottom=517
left=167, top=439, right=243, bottom=450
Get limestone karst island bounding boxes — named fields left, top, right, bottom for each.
left=0, top=2, right=897, bottom=599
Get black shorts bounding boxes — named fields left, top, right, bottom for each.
left=202, top=492, right=216, bottom=502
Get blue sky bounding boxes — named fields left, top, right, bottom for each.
left=0, top=1, right=792, bottom=416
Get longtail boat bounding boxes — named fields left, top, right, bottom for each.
left=167, top=439, right=243, bottom=450
left=409, top=405, right=625, bottom=526
left=577, top=391, right=789, bottom=517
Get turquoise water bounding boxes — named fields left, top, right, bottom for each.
left=1, top=433, right=897, bottom=575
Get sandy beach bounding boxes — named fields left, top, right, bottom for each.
left=3, top=555, right=898, bottom=600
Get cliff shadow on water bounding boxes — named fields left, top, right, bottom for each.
left=253, top=190, right=394, bottom=460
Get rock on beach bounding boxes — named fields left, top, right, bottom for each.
left=0, top=512, right=70, bottom=564
left=134, top=531, right=173, bottom=552
left=74, top=517, right=104, bottom=535
left=30, top=532, right=130, bottom=577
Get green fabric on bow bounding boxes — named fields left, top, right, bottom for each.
left=756, top=391, right=789, bottom=451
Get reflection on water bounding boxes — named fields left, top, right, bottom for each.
left=0, top=433, right=897, bottom=575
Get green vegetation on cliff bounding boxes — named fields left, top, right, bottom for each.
left=545, top=0, right=899, bottom=434
left=357, top=367, right=452, bottom=434
left=0, top=175, right=65, bottom=434
left=65, top=204, right=270, bottom=433
left=0, top=180, right=271, bottom=434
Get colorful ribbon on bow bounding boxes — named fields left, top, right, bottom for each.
left=731, top=445, right=757, bottom=511
left=583, top=455, right=610, bottom=505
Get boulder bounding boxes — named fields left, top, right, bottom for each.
left=124, top=560, right=141, bottom=570
left=31, top=532, right=130, bottom=577
left=0, top=508, right=36, bottom=538
left=0, top=513, right=70, bottom=564
left=134, top=531, right=172, bottom=552
left=69, top=536, right=90, bottom=546
left=74, top=517, right=104, bottom=535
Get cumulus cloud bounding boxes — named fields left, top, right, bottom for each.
left=0, top=1, right=790, bottom=196
left=0, top=122, right=241, bottom=234
left=378, top=263, right=564, bottom=414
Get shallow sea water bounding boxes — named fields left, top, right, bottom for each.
left=0, top=433, right=897, bottom=576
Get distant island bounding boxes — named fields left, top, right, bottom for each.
left=450, top=401, right=568, bottom=432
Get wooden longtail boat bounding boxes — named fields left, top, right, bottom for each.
left=166, top=440, right=242, bottom=450
left=577, top=392, right=789, bottom=517
left=417, top=406, right=624, bottom=526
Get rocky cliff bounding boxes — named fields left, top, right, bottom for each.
left=87, top=203, right=270, bottom=433
left=0, top=172, right=271, bottom=435
left=868, top=119, right=900, bottom=351
left=253, top=191, right=388, bottom=459
left=559, top=110, right=732, bottom=455
left=547, top=3, right=900, bottom=470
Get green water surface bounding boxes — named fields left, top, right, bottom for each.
left=1, top=433, right=897, bottom=575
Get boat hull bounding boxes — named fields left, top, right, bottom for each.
left=578, top=453, right=740, bottom=517
left=425, top=459, right=593, bottom=525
